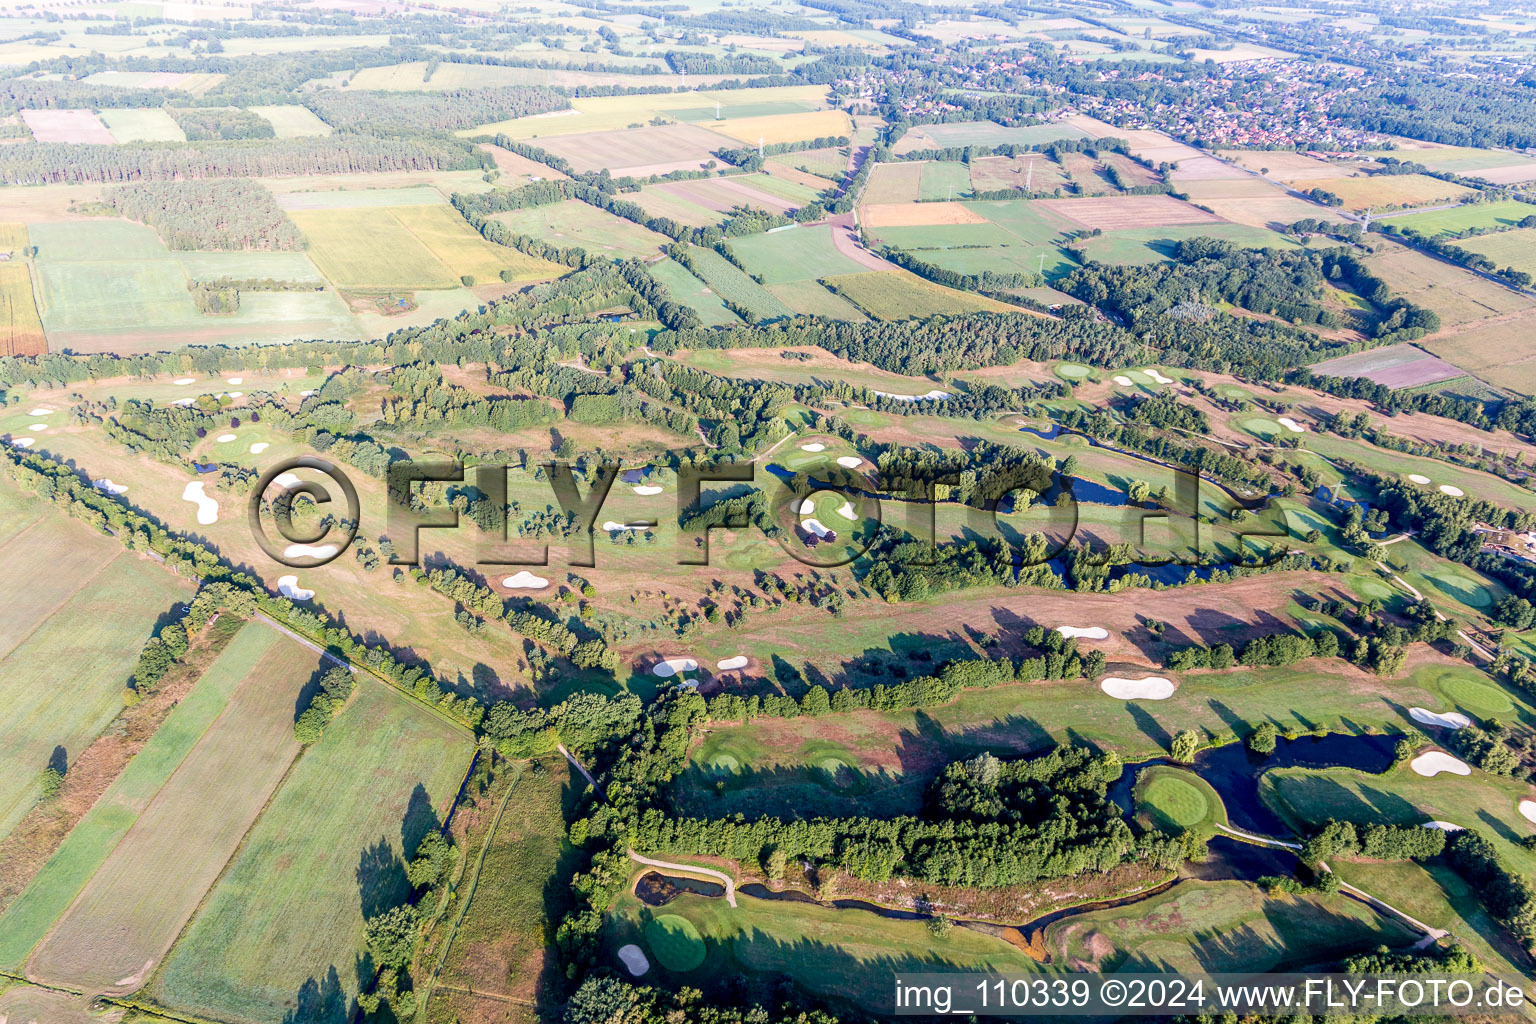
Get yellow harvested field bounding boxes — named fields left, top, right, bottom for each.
left=861, top=202, right=989, bottom=227
left=707, top=109, right=852, bottom=146
left=290, top=208, right=458, bottom=290
left=1180, top=178, right=1348, bottom=229
left=1221, top=149, right=1368, bottom=181
left=0, top=262, right=44, bottom=356
left=388, top=204, right=564, bottom=283
left=823, top=270, right=1022, bottom=320
left=1036, top=194, right=1222, bottom=230
left=1319, top=174, right=1478, bottom=212
left=0, top=222, right=27, bottom=250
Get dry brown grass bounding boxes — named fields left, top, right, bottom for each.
left=1038, top=194, right=1222, bottom=230
left=862, top=161, right=923, bottom=204
left=1365, top=242, right=1534, bottom=327
left=861, top=201, right=988, bottom=227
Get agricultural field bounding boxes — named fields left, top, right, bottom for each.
left=765, top=279, right=868, bottom=321
left=97, top=108, right=185, bottom=143
left=707, top=109, right=851, bottom=147
left=725, top=225, right=874, bottom=284
left=24, top=624, right=319, bottom=991
left=862, top=162, right=923, bottom=205
left=19, top=108, right=113, bottom=144
left=148, top=680, right=474, bottom=1024
left=893, top=120, right=1089, bottom=154
left=1363, top=241, right=1535, bottom=326
left=0, top=477, right=192, bottom=844
left=675, top=245, right=791, bottom=321
left=535, top=123, right=737, bottom=176
left=822, top=270, right=1019, bottom=319
left=460, top=84, right=831, bottom=138
left=388, top=204, right=564, bottom=283
left=648, top=257, right=740, bottom=327
left=1316, top=174, right=1478, bottom=212
left=29, top=220, right=360, bottom=352
left=1311, top=343, right=1472, bottom=390
left=1448, top=226, right=1536, bottom=277
left=969, top=153, right=1073, bottom=194
left=489, top=199, right=669, bottom=260
left=0, top=262, right=44, bottom=357
left=247, top=104, right=333, bottom=138
left=1076, top=223, right=1300, bottom=264
left=1179, top=176, right=1350, bottom=229
left=1377, top=199, right=1536, bottom=238
left=292, top=206, right=539, bottom=289
left=1421, top=314, right=1536, bottom=394
left=767, top=146, right=846, bottom=179
left=1037, top=194, right=1224, bottom=231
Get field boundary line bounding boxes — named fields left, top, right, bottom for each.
left=132, top=742, right=308, bottom=1008
left=19, top=624, right=289, bottom=990
left=414, top=760, right=522, bottom=1022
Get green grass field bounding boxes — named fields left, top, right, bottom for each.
left=906, top=243, right=1079, bottom=279
left=605, top=888, right=1042, bottom=1010
left=1377, top=200, right=1536, bottom=239
left=26, top=625, right=320, bottom=991
left=1134, top=766, right=1227, bottom=835
left=423, top=755, right=573, bottom=1024
left=1262, top=761, right=1536, bottom=878
left=489, top=199, right=669, bottom=260
left=649, top=257, right=741, bottom=326
left=823, top=270, right=1017, bottom=319
left=1449, top=226, right=1536, bottom=277
left=1045, top=880, right=1416, bottom=972
left=867, top=222, right=1017, bottom=249
left=725, top=225, right=868, bottom=284
left=766, top=279, right=868, bottom=321
left=98, top=107, right=185, bottom=142
left=681, top=245, right=792, bottom=320
left=0, top=621, right=257, bottom=969
left=918, top=160, right=973, bottom=200
left=389, top=204, right=563, bottom=283
left=247, top=104, right=333, bottom=138
left=149, top=681, right=474, bottom=1024
left=0, top=483, right=192, bottom=844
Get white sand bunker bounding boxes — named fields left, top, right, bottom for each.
left=277, top=575, right=313, bottom=601
left=717, top=655, right=749, bottom=671
left=92, top=478, right=128, bottom=495
left=1408, top=474, right=1432, bottom=485
left=1100, top=676, right=1175, bottom=700
left=172, top=397, right=196, bottom=406
left=181, top=481, right=218, bottom=525
left=300, top=389, right=316, bottom=396
left=634, top=485, right=663, bottom=495
left=1409, top=707, right=1472, bottom=730
left=1422, top=821, right=1464, bottom=831
left=873, top=388, right=950, bottom=401
left=502, top=570, right=549, bottom=589
left=836, top=456, right=863, bottom=468
left=215, top=433, right=237, bottom=442
left=835, top=501, right=855, bottom=520
left=798, top=498, right=815, bottom=514
left=269, top=472, right=304, bottom=491
left=800, top=442, right=826, bottom=452
left=617, top=943, right=649, bottom=977
left=27, top=423, right=46, bottom=430
left=226, top=377, right=243, bottom=385
left=602, top=521, right=650, bottom=531
left=1439, top=484, right=1465, bottom=497
left=1113, top=375, right=1133, bottom=386
left=802, top=517, right=830, bottom=538
left=250, top=442, right=269, bottom=454
left=1411, top=751, right=1472, bottom=777
left=224, top=391, right=243, bottom=398
left=27, top=407, right=51, bottom=416
left=1144, top=368, right=1174, bottom=384
left=10, top=437, right=32, bottom=447
left=1277, top=417, right=1306, bottom=433
left=173, top=377, right=196, bottom=385
left=1520, top=799, right=1536, bottom=824
left=652, top=657, right=699, bottom=678
left=1057, top=626, right=1109, bottom=640
left=283, top=542, right=339, bottom=560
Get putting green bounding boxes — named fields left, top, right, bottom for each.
left=1242, top=417, right=1280, bottom=439
left=1138, top=770, right=1211, bottom=830
left=645, top=914, right=707, bottom=972
left=1056, top=362, right=1092, bottom=379
left=1351, top=577, right=1397, bottom=602
left=1219, top=386, right=1253, bottom=400
left=1440, top=675, right=1514, bottom=714
left=706, top=753, right=741, bottom=774
left=1422, top=568, right=1495, bottom=609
